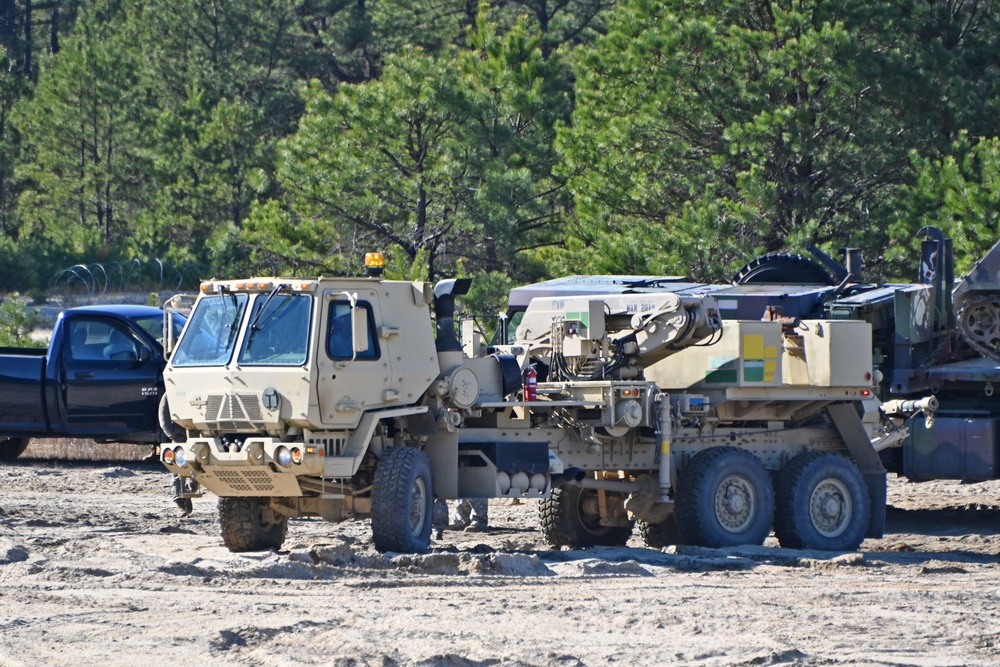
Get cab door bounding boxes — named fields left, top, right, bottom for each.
left=316, top=286, right=394, bottom=428
left=61, top=317, right=161, bottom=436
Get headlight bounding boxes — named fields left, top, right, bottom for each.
left=163, top=448, right=175, bottom=464
left=174, top=447, right=188, bottom=467
left=275, top=446, right=292, bottom=467
left=290, top=447, right=303, bottom=464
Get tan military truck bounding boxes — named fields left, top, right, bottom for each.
left=161, top=254, right=917, bottom=554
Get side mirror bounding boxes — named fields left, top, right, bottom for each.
left=353, top=308, right=368, bottom=353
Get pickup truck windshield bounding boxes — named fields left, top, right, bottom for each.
left=239, top=293, right=312, bottom=366
left=171, top=294, right=248, bottom=366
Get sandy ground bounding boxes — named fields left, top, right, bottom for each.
left=2, top=451, right=1000, bottom=667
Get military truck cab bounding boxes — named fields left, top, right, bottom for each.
left=162, top=257, right=506, bottom=552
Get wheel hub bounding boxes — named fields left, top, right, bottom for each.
left=715, top=474, right=755, bottom=533
left=409, top=478, right=427, bottom=533
left=810, top=478, right=851, bottom=538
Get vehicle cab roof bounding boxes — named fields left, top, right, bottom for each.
left=64, top=304, right=164, bottom=317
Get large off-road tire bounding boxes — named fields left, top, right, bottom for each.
left=675, top=447, right=775, bottom=548
left=0, top=437, right=29, bottom=462
left=158, top=394, right=185, bottom=443
left=218, top=497, right=288, bottom=552
left=638, top=514, right=682, bottom=549
left=539, top=486, right=633, bottom=548
left=774, top=452, right=870, bottom=552
left=733, top=252, right=835, bottom=285
left=371, top=447, right=434, bottom=554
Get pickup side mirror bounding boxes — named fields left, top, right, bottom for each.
left=139, top=346, right=152, bottom=362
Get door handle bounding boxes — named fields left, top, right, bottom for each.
left=75, top=372, right=94, bottom=379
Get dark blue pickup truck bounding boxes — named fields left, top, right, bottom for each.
left=0, top=304, right=185, bottom=460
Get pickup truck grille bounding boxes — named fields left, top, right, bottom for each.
left=204, top=392, right=264, bottom=430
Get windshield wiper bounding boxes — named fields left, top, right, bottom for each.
left=248, top=284, right=287, bottom=332
left=215, top=285, right=238, bottom=320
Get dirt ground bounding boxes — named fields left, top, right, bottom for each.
left=2, top=448, right=1000, bottom=667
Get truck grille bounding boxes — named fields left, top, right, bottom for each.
left=213, top=469, right=277, bottom=493
left=205, top=393, right=265, bottom=430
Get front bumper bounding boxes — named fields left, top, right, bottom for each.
left=161, top=437, right=323, bottom=497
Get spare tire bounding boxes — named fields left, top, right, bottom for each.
left=734, top=253, right=835, bottom=285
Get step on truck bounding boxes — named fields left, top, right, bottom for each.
left=161, top=253, right=920, bottom=554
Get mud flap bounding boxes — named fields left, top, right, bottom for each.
left=827, top=403, right=887, bottom=539
left=862, top=472, right=886, bottom=539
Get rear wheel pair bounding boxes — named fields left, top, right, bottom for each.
left=673, top=447, right=868, bottom=551
left=541, top=447, right=869, bottom=552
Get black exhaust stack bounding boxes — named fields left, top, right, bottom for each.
left=434, top=278, right=473, bottom=352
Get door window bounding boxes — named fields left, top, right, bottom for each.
left=68, top=320, right=143, bottom=361
left=327, top=301, right=379, bottom=360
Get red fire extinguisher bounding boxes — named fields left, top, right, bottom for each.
left=523, top=366, right=537, bottom=401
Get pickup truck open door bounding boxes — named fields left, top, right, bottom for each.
left=61, top=316, right=162, bottom=435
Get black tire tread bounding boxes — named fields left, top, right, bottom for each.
left=638, top=514, right=682, bottom=549
left=675, top=446, right=774, bottom=548
left=0, top=437, right=29, bottom=462
left=734, top=252, right=835, bottom=286
left=371, top=447, right=433, bottom=554
left=774, top=452, right=869, bottom=551
left=539, top=486, right=632, bottom=548
left=219, top=496, right=288, bottom=552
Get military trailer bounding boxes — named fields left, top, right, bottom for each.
left=503, top=225, right=1000, bottom=507
left=161, top=253, right=916, bottom=554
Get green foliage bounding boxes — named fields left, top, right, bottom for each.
left=14, top=9, right=151, bottom=258
left=889, top=135, right=1000, bottom=278
left=372, top=0, right=614, bottom=56
left=0, top=293, right=44, bottom=347
left=456, top=267, right=514, bottom=342
left=1, top=0, right=1000, bottom=298
left=553, top=0, right=1000, bottom=280
left=248, top=11, right=571, bottom=283
left=557, top=0, right=899, bottom=278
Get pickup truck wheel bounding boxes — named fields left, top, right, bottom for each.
left=774, top=452, right=870, bottom=551
left=638, top=514, right=683, bottom=549
left=371, top=447, right=434, bottom=554
left=539, top=486, right=633, bottom=548
left=218, top=497, right=288, bottom=552
left=675, top=447, right=774, bottom=548
left=0, top=437, right=29, bottom=462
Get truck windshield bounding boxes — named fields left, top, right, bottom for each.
left=239, top=293, right=312, bottom=366
left=171, top=294, right=248, bottom=366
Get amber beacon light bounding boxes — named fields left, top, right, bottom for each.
left=364, top=251, right=385, bottom=277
